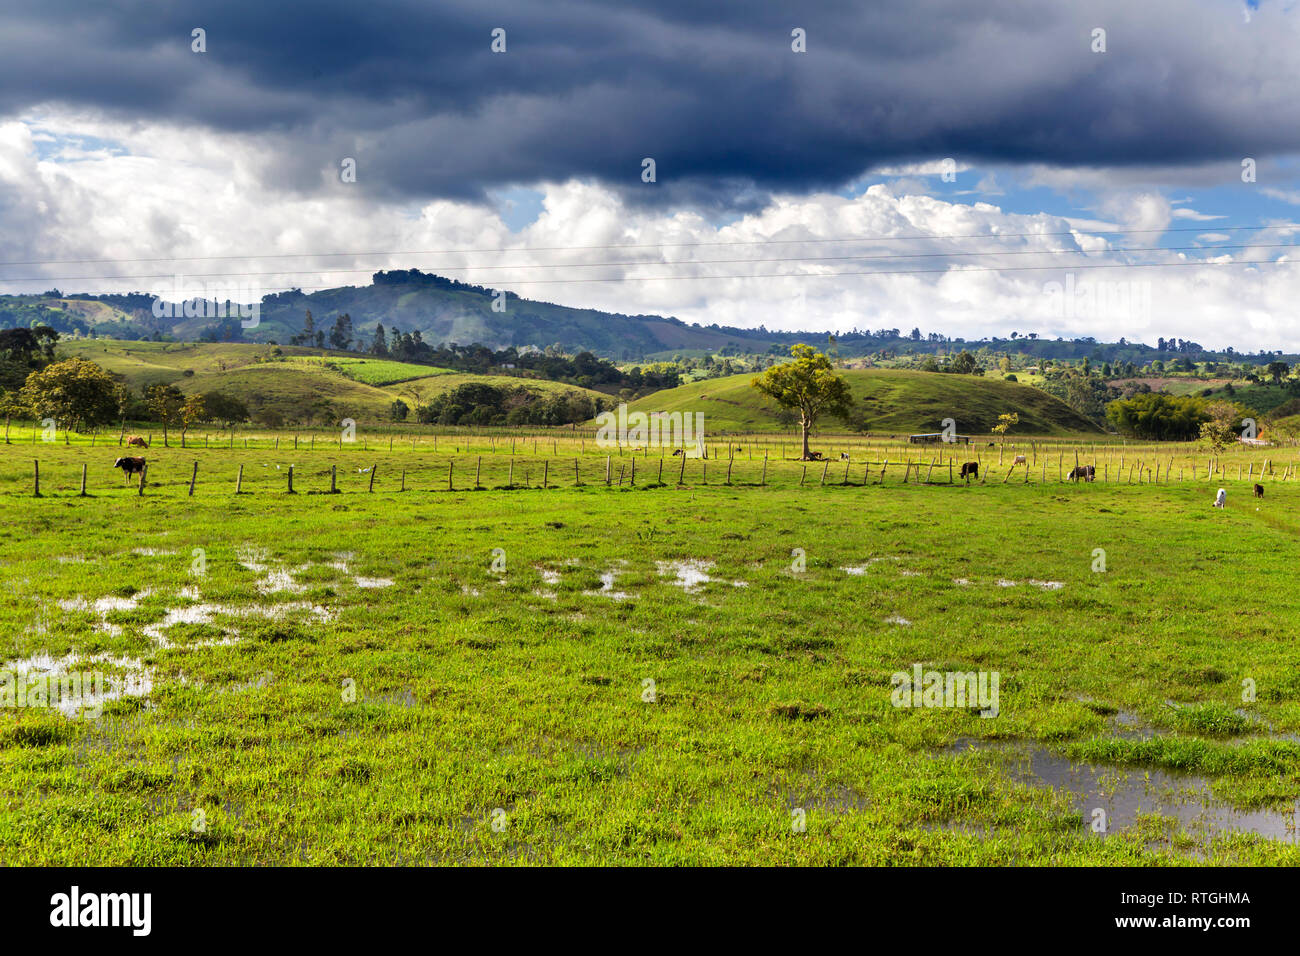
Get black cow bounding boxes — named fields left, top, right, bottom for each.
left=1067, top=465, right=1096, bottom=482
left=959, top=461, right=979, bottom=483
left=113, top=456, right=146, bottom=482
left=1254, top=483, right=1265, bottom=498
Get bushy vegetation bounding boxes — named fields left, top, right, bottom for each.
left=1105, top=393, right=1213, bottom=441
left=416, top=382, right=605, bottom=426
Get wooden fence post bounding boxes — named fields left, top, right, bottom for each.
left=236, top=465, right=243, bottom=494
left=188, top=461, right=198, bottom=496
left=33, top=459, right=40, bottom=497
left=369, top=464, right=378, bottom=492
left=448, top=460, right=454, bottom=491
left=544, top=460, right=550, bottom=489
left=80, top=463, right=87, bottom=497
left=288, top=465, right=295, bottom=494
left=330, top=465, right=337, bottom=494
left=138, top=463, right=147, bottom=496
left=475, top=456, right=482, bottom=489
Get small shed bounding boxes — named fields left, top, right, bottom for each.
left=909, top=432, right=973, bottom=445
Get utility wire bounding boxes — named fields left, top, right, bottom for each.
left=2, top=242, right=1296, bottom=284
left=0, top=223, right=1294, bottom=268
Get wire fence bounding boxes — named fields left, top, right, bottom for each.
left=10, top=445, right=1298, bottom=498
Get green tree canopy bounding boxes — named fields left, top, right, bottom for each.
left=19, top=357, right=118, bottom=433
left=751, top=344, right=854, bottom=459
left=1106, top=392, right=1209, bottom=441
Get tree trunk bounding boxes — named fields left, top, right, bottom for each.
left=162, top=422, right=169, bottom=447
left=801, top=416, right=812, bottom=460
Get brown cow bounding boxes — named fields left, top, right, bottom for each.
left=113, top=456, right=146, bottom=482
left=125, top=435, right=149, bottom=448
left=1254, top=483, right=1265, bottom=498
left=960, top=461, right=979, bottom=483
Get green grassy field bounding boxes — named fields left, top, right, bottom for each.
left=1, top=433, right=1299, bottom=864
left=56, top=339, right=609, bottom=422
left=622, top=369, right=1102, bottom=435
left=289, top=356, right=458, bottom=386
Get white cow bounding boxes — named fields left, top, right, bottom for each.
left=1012, top=455, right=1027, bottom=466
left=1214, top=488, right=1227, bottom=508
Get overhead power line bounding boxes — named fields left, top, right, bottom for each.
left=16, top=255, right=1289, bottom=296
left=0, top=223, right=1294, bottom=268
left=1, top=242, right=1297, bottom=284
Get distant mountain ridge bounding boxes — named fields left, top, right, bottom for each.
left=2, top=269, right=1298, bottom=363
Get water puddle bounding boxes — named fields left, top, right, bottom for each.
left=657, top=559, right=713, bottom=593
left=57, top=589, right=155, bottom=636
left=142, top=600, right=332, bottom=647
left=586, top=570, right=632, bottom=601
left=950, top=739, right=1300, bottom=845
left=2, top=650, right=152, bottom=717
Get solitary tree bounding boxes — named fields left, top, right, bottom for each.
left=201, top=392, right=250, bottom=429
left=1199, top=400, right=1242, bottom=454
left=144, top=383, right=186, bottom=447
left=991, top=411, right=1019, bottom=448
left=179, top=393, right=207, bottom=447
left=750, top=344, right=854, bottom=460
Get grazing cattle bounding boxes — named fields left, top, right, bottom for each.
left=1067, top=465, right=1096, bottom=482
left=113, top=456, right=146, bottom=482
left=1214, top=488, right=1227, bottom=508
left=671, top=448, right=684, bottom=456
left=125, top=435, right=148, bottom=448
left=840, top=452, right=850, bottom=461
left=1254, top=483, right=1265, bottom=498
left=959, top=461, right=979, bottom=483
left=1012, top=455, right=1027, bottom=466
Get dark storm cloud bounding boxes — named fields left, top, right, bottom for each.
left=2, top=0, right=1295, bottom=206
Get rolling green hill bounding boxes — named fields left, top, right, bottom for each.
left=620, top=368, right=1104, bottom=436
left=56, top=339, right=608, bottom=424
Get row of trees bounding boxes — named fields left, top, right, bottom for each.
left=395, top=383, right=605, bottom=427
left=2, top=357, right=250, bottom=445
